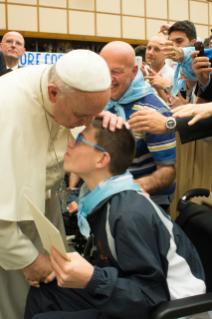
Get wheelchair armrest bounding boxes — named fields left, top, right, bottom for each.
left=150, top=292, right=212, bottom=319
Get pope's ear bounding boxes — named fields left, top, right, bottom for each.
left=48, top=84, right=59, bottom=103
left=96, top=152, right=111, bottom=169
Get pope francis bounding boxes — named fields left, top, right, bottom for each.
left=0, top=50, right=114, bottom=319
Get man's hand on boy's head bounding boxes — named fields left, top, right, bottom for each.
left=49, top=247, right=94, bottom=289
left=95, top=111, right=129, bottom=131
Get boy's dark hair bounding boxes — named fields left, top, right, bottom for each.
left=168, top=20, right=197, bottom=42
left=92, top=119, right=136, bottom=176
left=134, top=45, right=146, bottom=61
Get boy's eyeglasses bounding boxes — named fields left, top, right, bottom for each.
left=75, top=133, right=108, bottom=154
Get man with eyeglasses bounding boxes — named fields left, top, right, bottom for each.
left=24, top=119, right=206, bottom=319
left=0, top=49, right=122, bottom=319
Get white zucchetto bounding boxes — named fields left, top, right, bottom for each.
left=56, top=50, right=111, bottom=92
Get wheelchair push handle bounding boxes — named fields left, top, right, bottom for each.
left=182, top=188, right=210, bottom=202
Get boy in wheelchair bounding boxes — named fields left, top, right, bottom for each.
left=25, top=119, right=206, bottom=319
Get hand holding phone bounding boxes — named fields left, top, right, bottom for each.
left=194, top=42, right=208, bottom=68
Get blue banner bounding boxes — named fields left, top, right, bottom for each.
left=20, top=52, right=65, bottom=66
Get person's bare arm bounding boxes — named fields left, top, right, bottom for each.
left=134, top=165, right=176, bottom=194
left=22, top=253, right=53, bottom=282
left=157, top=88, right=169, bottom=103
left=69, top=172, right=80, bottom=189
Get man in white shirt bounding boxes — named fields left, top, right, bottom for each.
left=0, top=31, right=25, bottom=71
left=141, top=36, right=174, bottom=101
left=144, top=36, right=174, bottom=84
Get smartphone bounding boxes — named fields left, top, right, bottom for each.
left=179, top=89, right=187, bottom=100
left=194, top=42, right=208, bottom=68
left=135, top=56, right=142, bottom=68
left=194, top=42, right=206, bottom=57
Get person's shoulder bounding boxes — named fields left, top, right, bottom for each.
left=109, top=190, right=156, bottom=222
left=162, top=63, right=175, bottom=73
left=133, top=94, right=171, bottom=114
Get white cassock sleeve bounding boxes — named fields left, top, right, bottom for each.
left=0, top=220, right=39, bottom=270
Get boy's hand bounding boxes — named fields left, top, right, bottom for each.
left=50, top=247, right=94, bottom=289
left=68, top=201, right=78, bottom=214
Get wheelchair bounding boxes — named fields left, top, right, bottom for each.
left=151, top=188, right=212, bottom=319
left=61, top=186, right=212, bottom=318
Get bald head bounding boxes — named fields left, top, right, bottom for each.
left=2, top=32, right=25, bottom=46
left=146, top=36, right=166, bottom=71
left=148, top=35, right=166, bottom=44
left=100, top=41, right=138, bottom=101
left=101, top=41, right=135, bottom=68
left=0, top=31, right=25, bottom=69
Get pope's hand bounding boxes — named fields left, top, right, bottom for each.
left=50, top=247, right=94, bottom=289
left=96, top=111, right=129, bottom=131
left=26, top=278, right=40, bottom=288
left=128, top=109, right=168, bottom=135
left=160, top=41, right=184, bottom=62
left=23, top=253, right=52, bottom=282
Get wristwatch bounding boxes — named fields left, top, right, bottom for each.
left=165, top=117, right=176, bottom=133
left=164, top=86, right=173, bottom=94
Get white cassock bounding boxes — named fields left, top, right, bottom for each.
left=0, top=49, right=111, bottom=319
left=0, top=65, right=71, bottom=319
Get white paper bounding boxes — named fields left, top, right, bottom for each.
left=24, top=194, right=69, bottom=260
